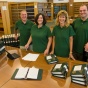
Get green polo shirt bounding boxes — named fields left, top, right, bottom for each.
left=72, top=18, right=88, bottom=54
left=15, top=19, right=34, bottom=46
left=52, top=25, right=75, bottom=57
left=31, top=24, right=52, bottom=53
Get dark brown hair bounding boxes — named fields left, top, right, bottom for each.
left=35, top=13, right=46, bottom=25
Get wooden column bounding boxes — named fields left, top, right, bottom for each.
left=0, top=1, right=11, bottom=34
left=4, top=2, right=11, bottom=34
left=0, top=2, right=8, bottom=34
left=68, top=0, right=74, bottom=17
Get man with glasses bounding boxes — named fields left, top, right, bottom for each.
left=72, top=4, right=88, bottom=61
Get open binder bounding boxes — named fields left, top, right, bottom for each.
left=11, top=67, right=43, bottom=80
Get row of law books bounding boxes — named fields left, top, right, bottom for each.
left=45, top=54, right=88, bottom=86
left=0, top=34, right=20, bottom=48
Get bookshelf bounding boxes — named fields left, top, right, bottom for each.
left=9, top=2, right=38, bottom=26
left=73, top=2, right=82, bottom=18
left=37, top=2, right=53, bottom=22
left=73, top=2, right=88, bottom=18
left=26, top=3, right=35, bottom=22
left=53, top=3, right=68, bottom=19
left=9, top=2, right=53, bottom=26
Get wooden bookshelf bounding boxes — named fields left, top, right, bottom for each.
left=9, top=2, right=53, bottom=25
left=9, top=2, right=38, bottom=26
left=73, top=2, right=82, bottom=18
left=73, top=2, right=88, bottom=18
left=53, top=3, right=68, bottom=19
left=37, top=2, right=53, bottom=22
left=26, top=3, right=36, bottom=22
left=9, top=2, right=37, bottom=25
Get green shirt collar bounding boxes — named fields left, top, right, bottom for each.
left=80, top=18, right=88, bottom=22
left=20, top=19, right=29, bottom=24
left=57, top=25, right=66, bottom=29
left=35, top=24, right=45, bottom=29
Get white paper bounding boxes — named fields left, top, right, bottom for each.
left=54, top=75, right=65, bottom=77
left=55, top=64, right=62, bottom=69
left=22, top=53, right=39, bottom=61
left=15, top=67, right=29, bottom=79
left=27, top=67, right=39, bottom=79
left=72, top=77, right=86, bottom=81
left=72, top=80, right=85, bottom=85
left=49, top=61, right=57, bottom=63
left=46, top=56, right=52, bottom=60
left=71, top=75, right=84, bottom=77
left=52, top=71, right=62, bottom=74
left=73, top=65, right=82, bottom=71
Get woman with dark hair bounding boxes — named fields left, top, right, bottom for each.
left=25, top=13, right=52, bottom=56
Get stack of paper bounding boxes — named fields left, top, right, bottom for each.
left=70, top=64, right=88, bottom=86
left=45, top=54, right=58, bottom=64
left=51, top=62, right=69, bottom=78
left=22, top=53, right=39, bottom=61
left=11, top=67, right=43, bottom=80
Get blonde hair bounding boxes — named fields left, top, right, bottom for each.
left=55, top=10, right=70, bottom=27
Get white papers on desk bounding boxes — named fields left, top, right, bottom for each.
left=22, top=53, right=39, bottom=61
left=14, top=67, right=39, bottom=79
left=27, top=67, right=39, bottom=79
left=15, top=67, right=29, bottom=79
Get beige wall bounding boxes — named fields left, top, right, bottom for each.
left=74, top=0, right=88, bottom=2
left=0, top=0, right=47, bottom=2
left=53, top=0, right=68, bottom=3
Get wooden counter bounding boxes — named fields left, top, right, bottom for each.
left=0, top=46, right=87, bottom=88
